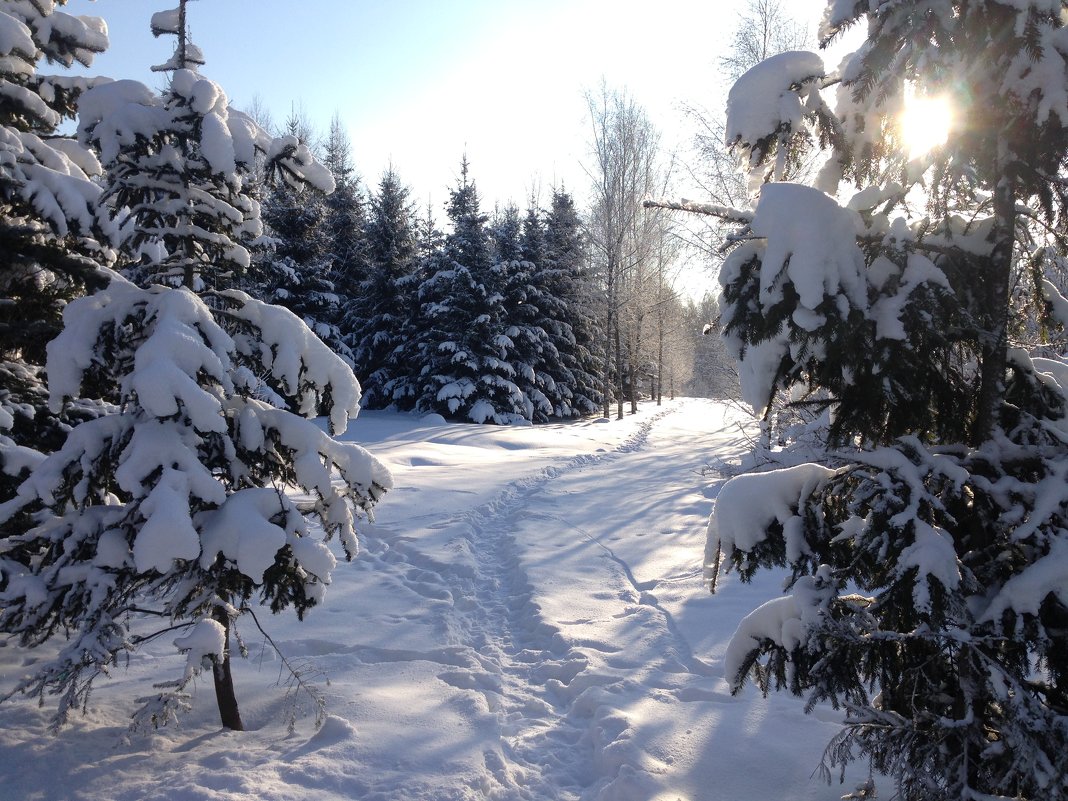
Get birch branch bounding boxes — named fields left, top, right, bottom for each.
left=643, top=197, right=754, bottom=225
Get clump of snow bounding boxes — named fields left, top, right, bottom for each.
left=1042, top=278, right=1068, bottom=328
left=173, top=618, right=226, bottom=680
left=870, top=253, right=950, bottom=340
left=723, top=595, right=801, bottom=689
left=719, top=185, right=870, bottom=415
left=199, top=488, right=293, bottom=582
left=896, top=521, right=961, bottom=612
left=723, top=564, right=838, bottom=693
left=708, top=462, right=838, bottom=581
left=149, top=8, right=180, bottom=36
left=219, top=290, right=360, bottom=435
left=981, top=536, right=1068, bottom=622
left=76, top=79, right=161, bottom=164
left=726, top=51, right=825, bottom=150
left=726, top=50, right=826, bottom=186
left=750, top=183, right=866, bottom=311
left=133, top=468, right=201, bottom=574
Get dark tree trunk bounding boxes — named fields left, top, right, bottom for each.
left=628, top=319, right=640, bottom=415
left=656, top=317, right=664, bottom=406
left=212, top=605, right=244, bottom=731
left=603, top=263, right=615, bottom=419
left=972, top=167, right=1015, bottom=445
left=614, top=317, right=624, bottom=420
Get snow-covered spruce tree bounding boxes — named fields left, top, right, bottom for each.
left=520, top=202, right=546, bottom=266
left=379, top=199, right=440, bottom=411
left=79, top=16, right=333, bottom=292
left=0, top=2, right=390, bottom=734
left=0, top=281, right=392, bottom=732
left=697, top=3, right=1068, bottom=799
left=0, top=0, right=112, bottom=497
left=414, top=158, right=529, bottom=423
left=320, top=112, right=370, bottom=300
left=252, top=110, right=353, bottom=363
left=316, top=114, right=368, bottom=359
left=346, top=166, right=419, bottom=409
left=489, top=205, right=558, bottom=422
left=543, top=188, right=603, bottom=417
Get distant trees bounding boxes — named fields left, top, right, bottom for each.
left=253, top=143, right=608, bottom=424
left=249, top=109, right=354, bottom=362
left=679, top=0, right=813, bottom=253
left=534, top=189, right=603, bottom=417
left=346, top=166, right=419, bottom=408
left=412, top=159, right=526, bottom=423
left=585, top=84, right=679, bottom=418
left=239, top=112, right=605, bottom=426
left=720, top=0, right=811, bottom=83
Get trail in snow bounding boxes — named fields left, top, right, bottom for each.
left=0, top=399, right=874, bottom=801
left=450, top=406, right=684, bottom=800
left=357, top=405, right=681, bottom=799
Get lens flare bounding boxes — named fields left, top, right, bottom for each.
left=900, top=93, right=953, bottom=158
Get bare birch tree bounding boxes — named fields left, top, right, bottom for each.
left=585, top=84, right=673, bottom=418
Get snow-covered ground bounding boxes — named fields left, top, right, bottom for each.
left=0, top=398, right=871, bottom=800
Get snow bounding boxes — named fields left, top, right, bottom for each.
left=719, top=184, right=871, bottom=415
left=723, top=595, right=802, bottom=690
left=199, top=488, right=307, bottom=584
left=733, top=332, right=788, bottom=415
left=149, top=8, right=180, bottom=37
left=709, top=462, right=838, bottom=563
left=132, top=468, right=201, bottom=574
left=173, top=618, right=227, bottom=681
left=220, top=291, right=360, bottom=435
left=870, top=253, right=950, bottom=341
left=726, top=51, right=824, bottom=150
left=981, top=535, right=1068, bottom=622
left=0, top=399, right=873, bottom=800
left=0, top=11, right=35, bottom=60
left=750, top=183, right=866, bottom=312
left=725, top=50, right=825, bottom=184
left=1003, top=22, right=1068, bottom=126
left=76, top=79, right=162, bottom=164
left=896, top=521, right=961, bottom=612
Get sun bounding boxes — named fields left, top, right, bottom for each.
left=899, top=92, right=954, bottom=158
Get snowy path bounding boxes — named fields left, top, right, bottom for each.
left=0, top=399, right=872, bottom=801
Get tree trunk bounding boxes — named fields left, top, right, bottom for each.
left=656, top=314, right=664, bottom=406
left=627, top=346, right=638, bottom=414
left=602, top=263, right=615, bottom=419
left=972, top=166, right=1015, bottom=445
left=212, top=605, right=244, bottom=731
left=628, top=314, right=641, bottom=415
left=614, top=316, right=624, bottom=420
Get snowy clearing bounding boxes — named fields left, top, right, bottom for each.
left=0, top=398, right=870, bottom=800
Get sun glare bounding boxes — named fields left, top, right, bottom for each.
left=899, top=93, right=954, bottom=158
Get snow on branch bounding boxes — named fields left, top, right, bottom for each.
left=643, top=197, right=753, bottom=224
left=725, top=50, right=827, bottom=188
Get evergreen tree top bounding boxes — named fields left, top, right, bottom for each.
left=444, top=156, right=491, bottom=274
left=150, top=0, right=206, bottom=73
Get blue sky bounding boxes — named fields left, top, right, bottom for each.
left=64, top=1, right=828, bottom=214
